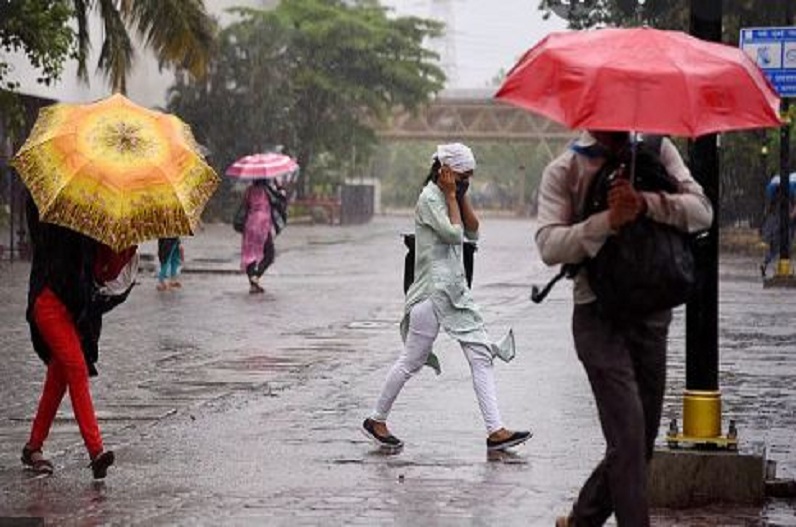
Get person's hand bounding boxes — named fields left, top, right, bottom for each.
left=607, top=178, right=646, bottom=230
left=437, top=167, right=457, bottom=198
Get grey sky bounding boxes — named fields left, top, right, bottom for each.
left=381, top=0, right=568, bottom=89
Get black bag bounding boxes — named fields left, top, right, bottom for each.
left=233, top=201, right=247, bottom=233
left=265, top=184, right=288, bottom=235
left=583, top=138, right=696, bottom=318
left=402, top=233, right=476, bottom=294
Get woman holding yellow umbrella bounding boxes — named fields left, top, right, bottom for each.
left=12, top=94, right=219, bottom=478
left=21, top=196, right=137, bottom=478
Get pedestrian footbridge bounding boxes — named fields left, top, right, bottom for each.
left=374, top=88, right=575, bottom=157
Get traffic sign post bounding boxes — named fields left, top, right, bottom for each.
left=741, top=25, right=795, bottom=282
left=740, top=26, right=796, bottom=97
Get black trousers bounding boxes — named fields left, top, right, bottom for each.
left=570, top=302, right=671, bottom=527
left=246, top=234, right=275, bottom=279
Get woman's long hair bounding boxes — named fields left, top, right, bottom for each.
left=425, top=158, right=442, bottom=185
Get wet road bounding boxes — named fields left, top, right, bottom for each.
left=0, top=216, right=794, bottom=526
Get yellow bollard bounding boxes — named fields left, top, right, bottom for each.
left=683, top=390, right=722, bottom=439
left=776, top=258, right=792, bottom=277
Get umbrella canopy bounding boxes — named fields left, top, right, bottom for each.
left=495, top=27, right=781, bottom=137
left=225, top=152, right=299, bottom=182
left=11, top=93, right=220, bottom=251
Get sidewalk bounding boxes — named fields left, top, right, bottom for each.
left=0, top=216, right=794, bottom=526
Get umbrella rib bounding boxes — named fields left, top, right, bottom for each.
left=662, top=52, right=698, bottom=137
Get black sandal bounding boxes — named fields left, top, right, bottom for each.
left=21, top=445, right=54, bottom=475
left=361, top=418, right=404, bottom=449
left=89, top=450, right=115, bottom=480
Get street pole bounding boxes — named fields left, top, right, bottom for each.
left=680, top=0, right=724, bottom=444
left=776, top=0, right=794, bottom=276
left=778, top=97, right=792, bottom=275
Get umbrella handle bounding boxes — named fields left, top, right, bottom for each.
left=629, top=131, right=638, bottom=187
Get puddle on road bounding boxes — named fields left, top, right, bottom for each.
left=721, top=329, right=796, bottom=349
left=190, top=257, right=233, bottom=264
left=307, top=236, right=352, bottom=246
left=346, top=320, right=392, bottom=330
left=209, top=354, right=304, bottom=372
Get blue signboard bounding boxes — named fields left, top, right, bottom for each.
left=740, top=26, right=796, bottom=98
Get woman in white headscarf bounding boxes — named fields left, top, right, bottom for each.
left=362, top=143, right=531, bottom=452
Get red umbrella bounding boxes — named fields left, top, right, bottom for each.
left=495, top=27, right=781, bottom=137
left=225, top=152, right=299, bottom=181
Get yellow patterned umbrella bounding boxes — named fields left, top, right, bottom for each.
left=11, top=93, right=219, bottom=251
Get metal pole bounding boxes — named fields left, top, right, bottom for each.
left=683, top=0, right=722, bottom=441
left=777, top=0, right=794, bottom=275
left=778, top=98, right=792, bottom=272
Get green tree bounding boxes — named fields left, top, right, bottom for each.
left=2, top=1, right=216, bottom=95
left=70, top=0, right=216, bottom=93
left=168, top=0, right=445, bottom=203
left=1, top=0, right=74, bottom=139
left=1, top=0, right=216, bottom=140
left=1, top=0, right=74, bottom=90
left=538, top=1, right=794, bottom=43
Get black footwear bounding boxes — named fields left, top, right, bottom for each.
left=361, top=418, right=403, bottom=449
left=21, top=445, right=53, bottom=475
left=248, top=278, right=264, bottom=294
left=486, top=430, right=532, bottom=451
left=89, top=450, right=115, bottom=480
left=555, top=515, right=573, bottom=527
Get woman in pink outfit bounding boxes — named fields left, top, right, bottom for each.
left=240, top=179, right=275, bottom=293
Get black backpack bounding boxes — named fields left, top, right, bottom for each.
left=265, top=184, right=288, bottom=235
left=532, top=137, right=697, bottom=319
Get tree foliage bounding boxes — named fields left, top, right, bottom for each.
left=167, top=0, right=445, bottom=209
left=0, top=0, right=74, bottom=141
left=71, top=0, right=216, bottom=93
left=0, top=0, right=75, bottom=91
left=1, top=0, right=215, bottom=95
left=1, top=0, right=216, bottom=141
left=538, top=0, right=794, bottom=39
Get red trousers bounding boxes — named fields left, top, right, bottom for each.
left=28, top=288, right=103, bottom=458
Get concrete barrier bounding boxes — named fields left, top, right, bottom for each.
left=649, top=449, right=766, bottom=507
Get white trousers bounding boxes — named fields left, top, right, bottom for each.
left=372, top=298, right=503, bottom=434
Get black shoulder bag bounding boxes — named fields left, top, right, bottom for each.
left=265, top=184, right=288, bottom=235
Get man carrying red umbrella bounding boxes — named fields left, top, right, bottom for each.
left=495, top=25, right=781, bottom=525
left=536, top=130, right=713, bottom=526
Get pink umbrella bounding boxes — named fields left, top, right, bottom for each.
left=225, top=152, right=299, bottom=181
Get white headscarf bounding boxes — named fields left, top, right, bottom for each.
left=433, top=143, right=476, bottom=173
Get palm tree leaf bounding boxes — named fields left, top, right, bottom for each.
left=96, top=0, right=133, bottom=92
left=72, top=0, right=92, bottom=81
left=124, top=0, right=216, bottom=79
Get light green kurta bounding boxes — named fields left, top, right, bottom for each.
left=401, top=182, right=515, bottom=374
